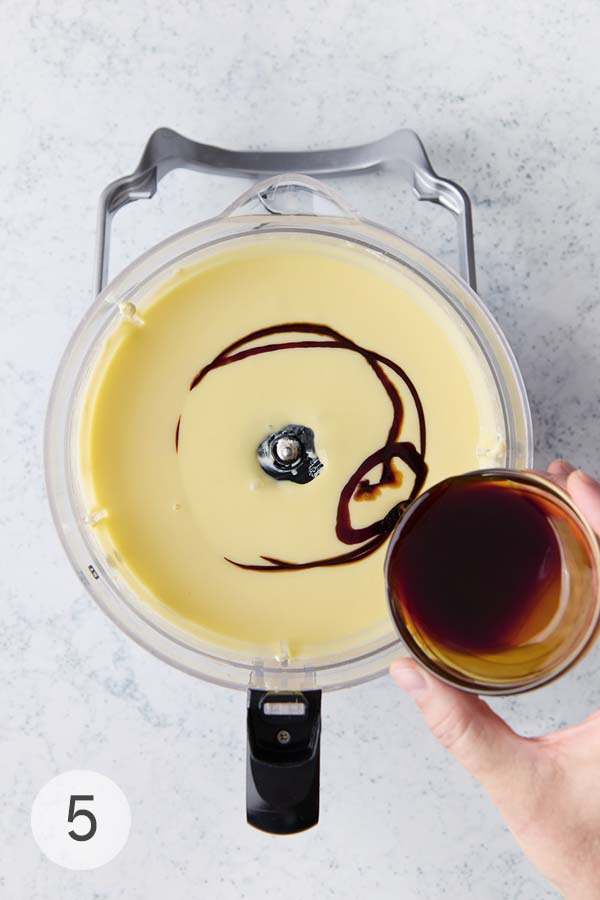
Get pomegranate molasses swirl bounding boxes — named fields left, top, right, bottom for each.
left=178, top=323, right=428, bottom=571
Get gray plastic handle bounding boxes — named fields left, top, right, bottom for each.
left=94, top=127, right=476, bottom=296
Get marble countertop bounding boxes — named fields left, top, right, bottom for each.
left=2, top=1, right=600, bottom=898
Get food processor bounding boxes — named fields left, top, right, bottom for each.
left=45, top=128, right=533, bottom=833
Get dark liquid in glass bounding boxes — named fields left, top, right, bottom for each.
left=386, top=474, right=573, bottom=682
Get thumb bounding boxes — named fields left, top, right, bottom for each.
left=566, top=468, right=600, bottom=536
left=390, top=660, right=525, bottom=789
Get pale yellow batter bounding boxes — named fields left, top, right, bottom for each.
left=79, top=234, right=505, bottom=660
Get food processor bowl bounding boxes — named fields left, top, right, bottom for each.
left=45, top=129, right=533, bottom=832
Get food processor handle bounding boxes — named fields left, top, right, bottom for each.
left=246, top=689, right=321, bottom=834
left=94, top=127, right=477, bottom=295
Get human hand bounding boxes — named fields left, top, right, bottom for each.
left=390, top=461, right=600, bottom=900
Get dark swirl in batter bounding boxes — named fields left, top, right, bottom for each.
left=177, top=323, right=428, bottom=571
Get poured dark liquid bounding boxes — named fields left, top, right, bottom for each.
left=179, top=322, right=428, bottom=571
left=387, top=474, right=568, bottom=679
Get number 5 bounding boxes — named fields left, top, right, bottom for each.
left=68, top=795, right=97, bottom=842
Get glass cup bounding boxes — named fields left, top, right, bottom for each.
left=385, top=469, right=600, bottom=694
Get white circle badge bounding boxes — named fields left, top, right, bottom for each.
left=31, top=770, right=131, bottom=870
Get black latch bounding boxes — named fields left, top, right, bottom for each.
left=246, top=689, right=322, bottom=834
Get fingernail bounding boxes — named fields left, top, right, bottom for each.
left=551, top=459, right=575, bottom=474
left=390, top=662, right=428, bottom=696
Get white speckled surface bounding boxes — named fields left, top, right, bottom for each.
left=2, top=2, right=600, bottom=897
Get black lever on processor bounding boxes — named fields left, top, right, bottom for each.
left=247, top=690, right=322, bottom=834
